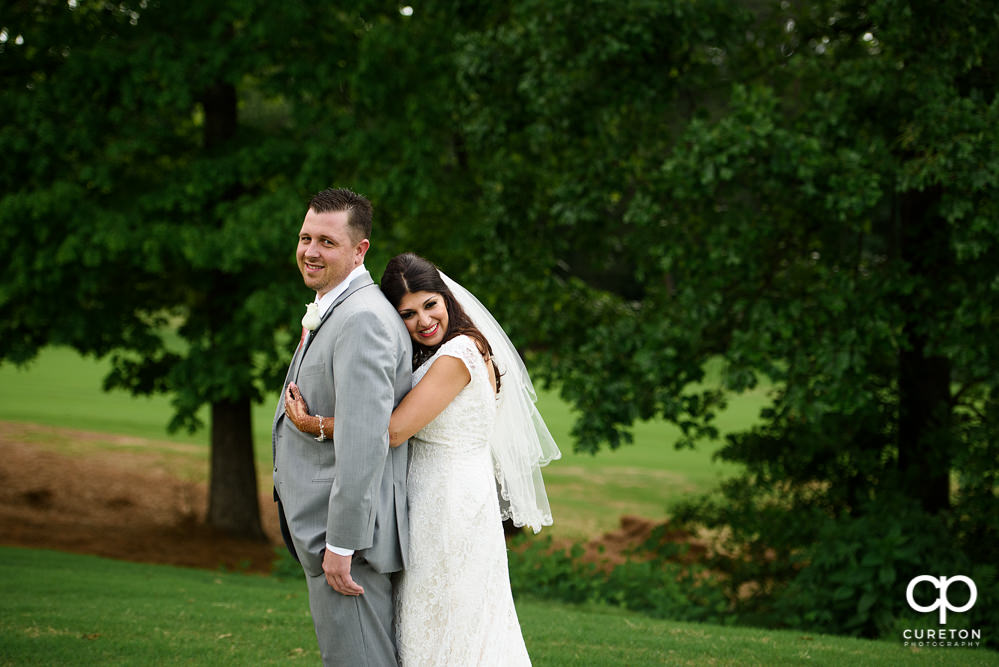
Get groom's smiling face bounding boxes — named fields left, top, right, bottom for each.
left=297, top=208, right=368, bottom=297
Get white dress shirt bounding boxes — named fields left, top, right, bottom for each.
left=314, top=263, right=368, bottom=326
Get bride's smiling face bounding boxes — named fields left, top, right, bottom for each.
left=397, top=290, right=449, bottom=348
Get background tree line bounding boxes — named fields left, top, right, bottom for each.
left=2, top=0, right=996, bottom=639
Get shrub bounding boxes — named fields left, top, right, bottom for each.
left=507, top=535, right=730, bottom=624
left=776, top=502, right=964, bottom=638
left=271, top=545, right=304, bottom=581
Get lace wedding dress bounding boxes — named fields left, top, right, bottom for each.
left=395, top=335, right=531, bottom=666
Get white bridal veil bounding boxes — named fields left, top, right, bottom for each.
left=440, top=272, right=561, bottom=533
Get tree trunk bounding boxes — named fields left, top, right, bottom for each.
left=202, top=73, right=264, bottom=538
left=202, top=81, right=236, bottom=150
left=898, top=343, right=951, bottom=513
left=208, top=397, right=266, bottom=540
left=896, top=187, right=952, bottom=514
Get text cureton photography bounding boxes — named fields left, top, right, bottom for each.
left=901, top=575, right=984, bottom=649
left=902, top=627, right=982, bottom=648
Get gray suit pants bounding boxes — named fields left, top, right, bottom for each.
left=305, top=555, right=397, bottom=666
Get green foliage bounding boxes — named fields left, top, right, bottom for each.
left=0, top=1, right=363, bottom=428
left=452, top=0, right=999, bottom=641
left=674, top=486, right=999, bottom=641
left=0, top=1, right=484, bottom=532
left=453, top=0, right=760, bottom=453
left=508, top=539, right=599, bottom=604
left=964, top=565, right=999, bottom=647
left=778, top=508, right=999, bottom=645
left=270, top=545, right=303, bottom=582
left=777, top=503, right=959, bottom=637
left=507, top=535, right=730, bottom=624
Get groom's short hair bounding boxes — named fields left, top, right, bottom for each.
left=308, top=188, right=373, bottom=243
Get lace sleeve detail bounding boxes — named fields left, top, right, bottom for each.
left=435, top=335, right=486, bottom=382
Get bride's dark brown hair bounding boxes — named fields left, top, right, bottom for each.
left=381, top=253, right=501, bottom=392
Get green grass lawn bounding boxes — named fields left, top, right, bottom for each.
left=4, top=547, right=991, bottom=666
left=0, top=347, right=210, bottom=444
left=0, top=347, right=764, bottom=539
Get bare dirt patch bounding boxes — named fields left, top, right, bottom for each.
left=0, top=422, right=282, bottom=574
left=0, top=422, right=699, bottom=577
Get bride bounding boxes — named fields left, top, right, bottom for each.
left=286, top=252, right=560, bottom=665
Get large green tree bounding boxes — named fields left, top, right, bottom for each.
left=451, top=0, right=999, bottom=635
left=0, top=1, right=468, bottom=537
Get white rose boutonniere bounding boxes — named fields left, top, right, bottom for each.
left=302, top=302, right=321, bottom=331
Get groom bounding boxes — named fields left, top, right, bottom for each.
left=272, top=188, right=412, bottom=665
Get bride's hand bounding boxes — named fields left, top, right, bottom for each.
left=285, top=383, right=312, bottom=431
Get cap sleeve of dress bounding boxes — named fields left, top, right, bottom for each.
left=435, top=335, right=486, bottom=380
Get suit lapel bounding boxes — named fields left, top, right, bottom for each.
left=275, top=272, right=376, bottom=433
left=299, top=271, right=375, bottom=360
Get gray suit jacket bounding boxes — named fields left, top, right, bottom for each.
left=272, top=271, right=412, bottom=577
